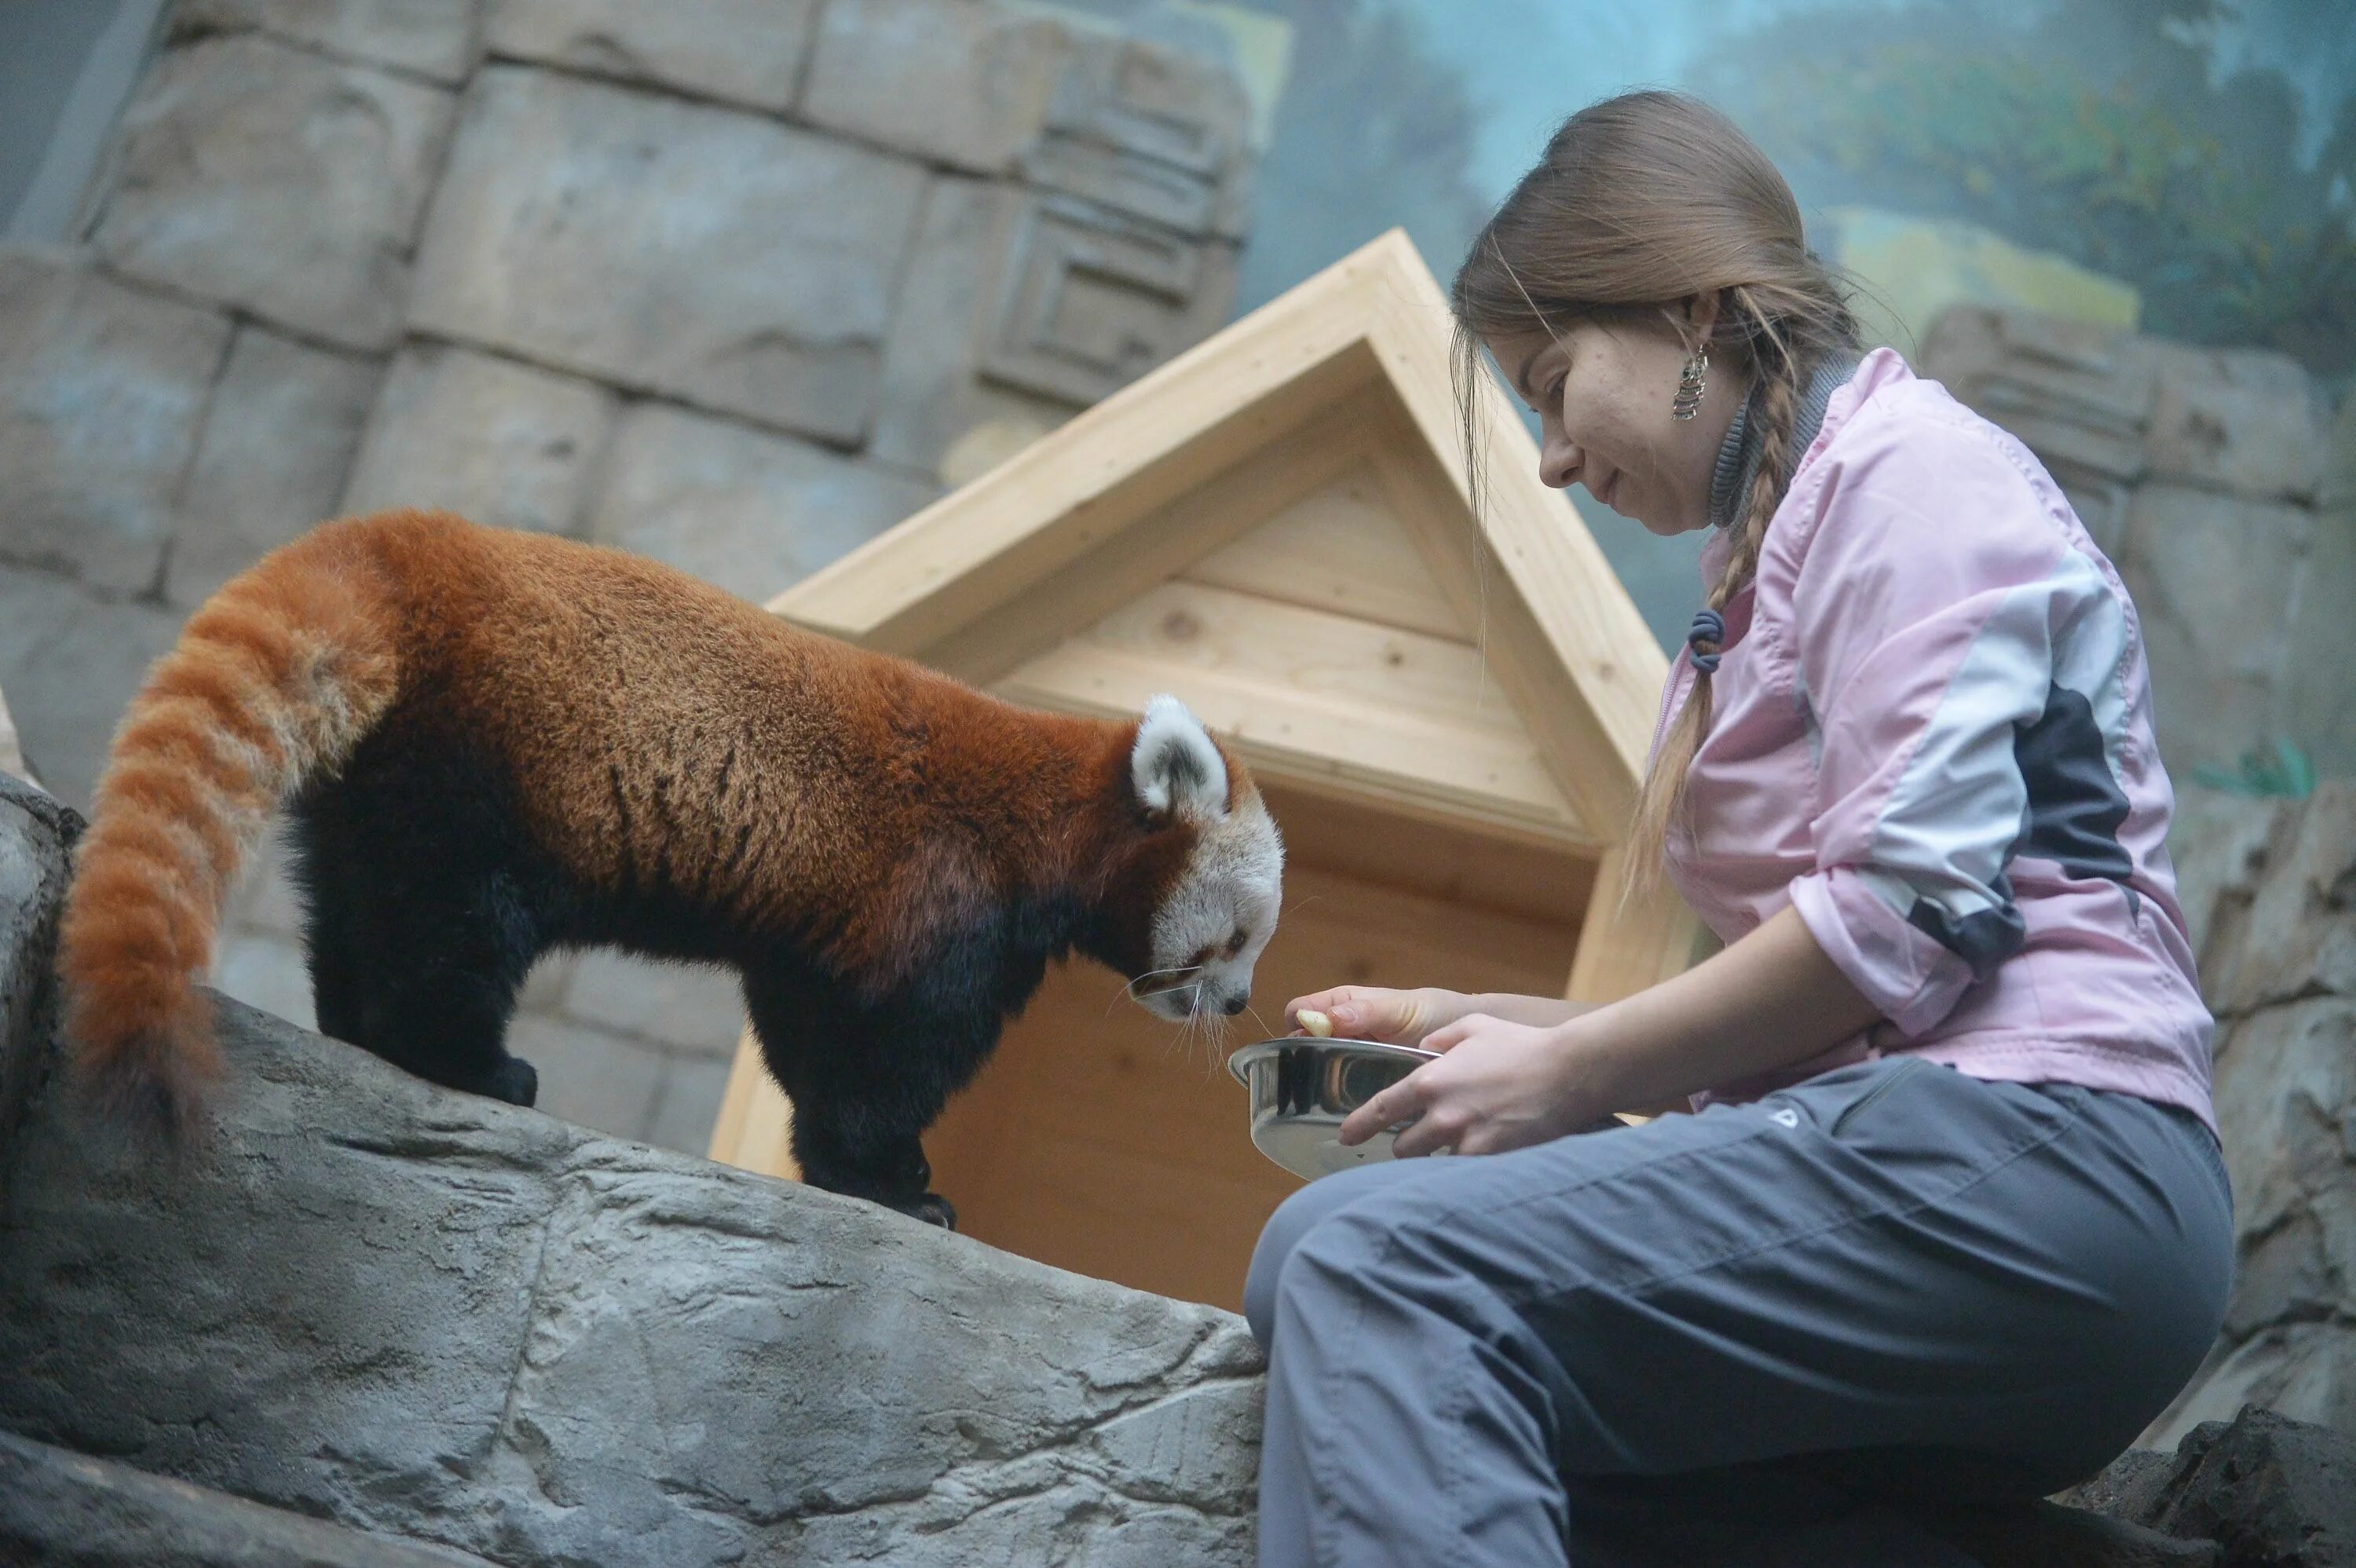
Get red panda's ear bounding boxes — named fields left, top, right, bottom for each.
left=1130, top=694, right=1227, bottom=821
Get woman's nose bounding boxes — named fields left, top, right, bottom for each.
left=1538, top=432, right=1581, bottom=491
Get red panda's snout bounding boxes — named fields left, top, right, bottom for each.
left=1117, top=696, right=1285, bottom=1025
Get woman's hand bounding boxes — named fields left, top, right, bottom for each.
left=1282, top=985, right=1473, bottom=1047
left=1337, top=1014, right=1607, bottom=1158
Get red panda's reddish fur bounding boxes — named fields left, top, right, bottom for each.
left=59, top=510, right=1255, bottom=1139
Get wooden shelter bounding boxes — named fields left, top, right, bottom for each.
left=708, top=230, right=1699, bottom=1310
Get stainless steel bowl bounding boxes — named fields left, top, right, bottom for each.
left=1227, top=1036, right=1437, bottom=1180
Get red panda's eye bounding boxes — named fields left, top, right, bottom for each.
left=1227, top=927, right=1248, bottom=957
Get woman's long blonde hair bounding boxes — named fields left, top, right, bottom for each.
left=1450, top=90, right=1860, bottom=902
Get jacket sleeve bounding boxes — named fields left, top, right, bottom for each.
left=1780, top=410, right=2110, bottom=1037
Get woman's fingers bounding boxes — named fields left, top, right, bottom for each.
left=1285, top=986, right=1402, bottom=1041
left=1337, top=1062, right=1436, bottom=1146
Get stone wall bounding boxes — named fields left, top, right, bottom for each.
left=1919, top=307, right=2351, bottom=784
left=2145, top=781, right=2356, bottom=1445
left=0, top=0, right=1257, bottom=1158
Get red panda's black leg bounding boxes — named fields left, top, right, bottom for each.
left=743, top=967, right=957, bottom=1227
left=290, top=780, right=544, bottom=1109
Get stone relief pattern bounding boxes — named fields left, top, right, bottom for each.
left=0, top=0, right=1255, bottom=1157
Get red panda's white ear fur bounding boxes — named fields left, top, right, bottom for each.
left=1130, top=695, right=1227, bottom=819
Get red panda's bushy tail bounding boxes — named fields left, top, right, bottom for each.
left=57, top=521, right=404, bottom=1135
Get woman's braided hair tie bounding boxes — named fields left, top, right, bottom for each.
left=1687, top=608, right=1725, bottom=674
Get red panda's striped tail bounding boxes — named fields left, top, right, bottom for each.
left=57, top=523, right=402, bottom=1135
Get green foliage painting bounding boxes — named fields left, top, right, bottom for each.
left=1702, top=0, right=2356, bottom=379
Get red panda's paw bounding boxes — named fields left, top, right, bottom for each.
left=903, top=1193, right=957, bottom=1230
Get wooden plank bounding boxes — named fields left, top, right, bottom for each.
left=1349, top=239, right=1671, bottom=832
left=994, top=581, right=1590, bottom=847
left=767, top=247, right=1400, bottom=652
left=1564, top=839, right=1707, bottom=1004
left=1253, top=777, right=1593, bottom=929
left=1180, top=468, right=1467, bottom=641
left=707, top=1029, right=799, bottom=1180
left=918, top=393, right=1377, bottom=689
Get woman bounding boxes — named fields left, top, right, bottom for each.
left=1246, top=91, right=2232, bottom=1566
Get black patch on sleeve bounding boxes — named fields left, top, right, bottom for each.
left=1907, top=875, right=2028, bottom=978
left=2014, top=681, right=2138, bottom=913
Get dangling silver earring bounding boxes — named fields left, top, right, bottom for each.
left=1672, top=345, right=1709, bottom=421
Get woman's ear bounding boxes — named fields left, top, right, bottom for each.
left=1129, top=695, right=1228, bottom=819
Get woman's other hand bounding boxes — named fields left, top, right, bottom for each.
left=1338, top=1014, right=1605, bottom=1157
left=1283, top=986, right=1472, bottom=1047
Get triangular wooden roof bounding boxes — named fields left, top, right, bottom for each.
left=772, top=229, right=1670, bottom=863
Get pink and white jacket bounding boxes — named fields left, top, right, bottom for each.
left=1655, top=348, right=2217, bottom=1132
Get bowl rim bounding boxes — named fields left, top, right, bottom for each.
left=1226, top=1035, right=1440, bottom=1087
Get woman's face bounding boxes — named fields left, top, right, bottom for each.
left=1485, top=306, right=1743, bottom=538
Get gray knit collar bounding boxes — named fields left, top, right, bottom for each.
left=1706, top=353, right=1862, bottom=531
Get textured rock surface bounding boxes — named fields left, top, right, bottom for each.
left=801, top=0, right=1075, bottom=174
left=87, top=34, right=457, bottom=352
left=586, top=402, right=937, bottom=590
left=339, top=344, right=616, bottom=537
left=2150, top=784, right=2356, bottom=1447
left=0, top=246, right=230, bottom=594
left=0, top=1427, right=502, bottom=1567
left=409, top=66, right=925, bottom=443
left=0, top=773, right=1261, bottom=1566
left=486, top=0, right=822, bottom=113
left=2074, top=1408, right=2356, bottom=1567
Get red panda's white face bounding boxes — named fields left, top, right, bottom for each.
left=1125, top=696, right=1284, bottom=1025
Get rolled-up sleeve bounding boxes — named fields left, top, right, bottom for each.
left=1783, top=415, right=2108, bottom=1037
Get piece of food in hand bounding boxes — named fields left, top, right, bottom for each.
left=1295, top=1008, right=1335, bottom=1037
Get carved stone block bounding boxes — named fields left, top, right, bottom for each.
left=339, top=343, right=617, bottom=538
left=485, top=0, right=821, bottom=114
left=2146, top=342, right=2329, bottom=504
left=409, top=67, right=925, bottom=444
left=173, top=325, right=382, bottom=605
left=0, top=247, right=229, bottom=595
left=798, top=0, right=1073, bottom=175
left=586, top=402, right=936, bottom=592
left=87, top=35, right=456, bottom=353
left=171, top=0, right=483, bottom=86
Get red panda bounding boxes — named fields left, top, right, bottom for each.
left=56, top=510, right=1285, bottom=1225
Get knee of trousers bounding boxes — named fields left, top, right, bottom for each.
left=1253, top=1199, right=1527, bottom=1359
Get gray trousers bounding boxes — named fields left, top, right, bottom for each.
left=1244, top=1056, right=2233, bottom=1568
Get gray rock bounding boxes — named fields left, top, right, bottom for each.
left=2164, top=788, right=2288, bottom=989
left=87, top=35, right=457, bottom=353
left=2102, top=1406, right=2356, bottom=1567
left=2120, top=484, right=2313, bottom=774
left=799, top=0, right=1075, bottom=175
left=339, top=343, right=616, bottom=538
left=1918, top=306, right=2157, bottom=489
left=174, top=324, right=384, bottom=605
left=0, top=774, right=78, bottom=1166
left=0, top=780, right=1262, bottom=1566
left=2149, top=1324, right=2356, bottom=1449
left=0, top=564, right=187, bottom=812
left=2211, top=995, right=2356, bottom=1248
left=2206, top=782, right=2356, bottom=1017
left=2146, top=342, right=2329, bottom=505
left=2281, top=395, right=2356, bottom=782
left=0, top=1427, right=501, bottom=1567
left=485, top=0, right=821, bottom=113
left=585, top=402, right=936, bottom=590
left=172, top=0, right=485, bottom=86
left=408, top=67, right=925, bottom=444
left=0, top=246, right=230, bottom=594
